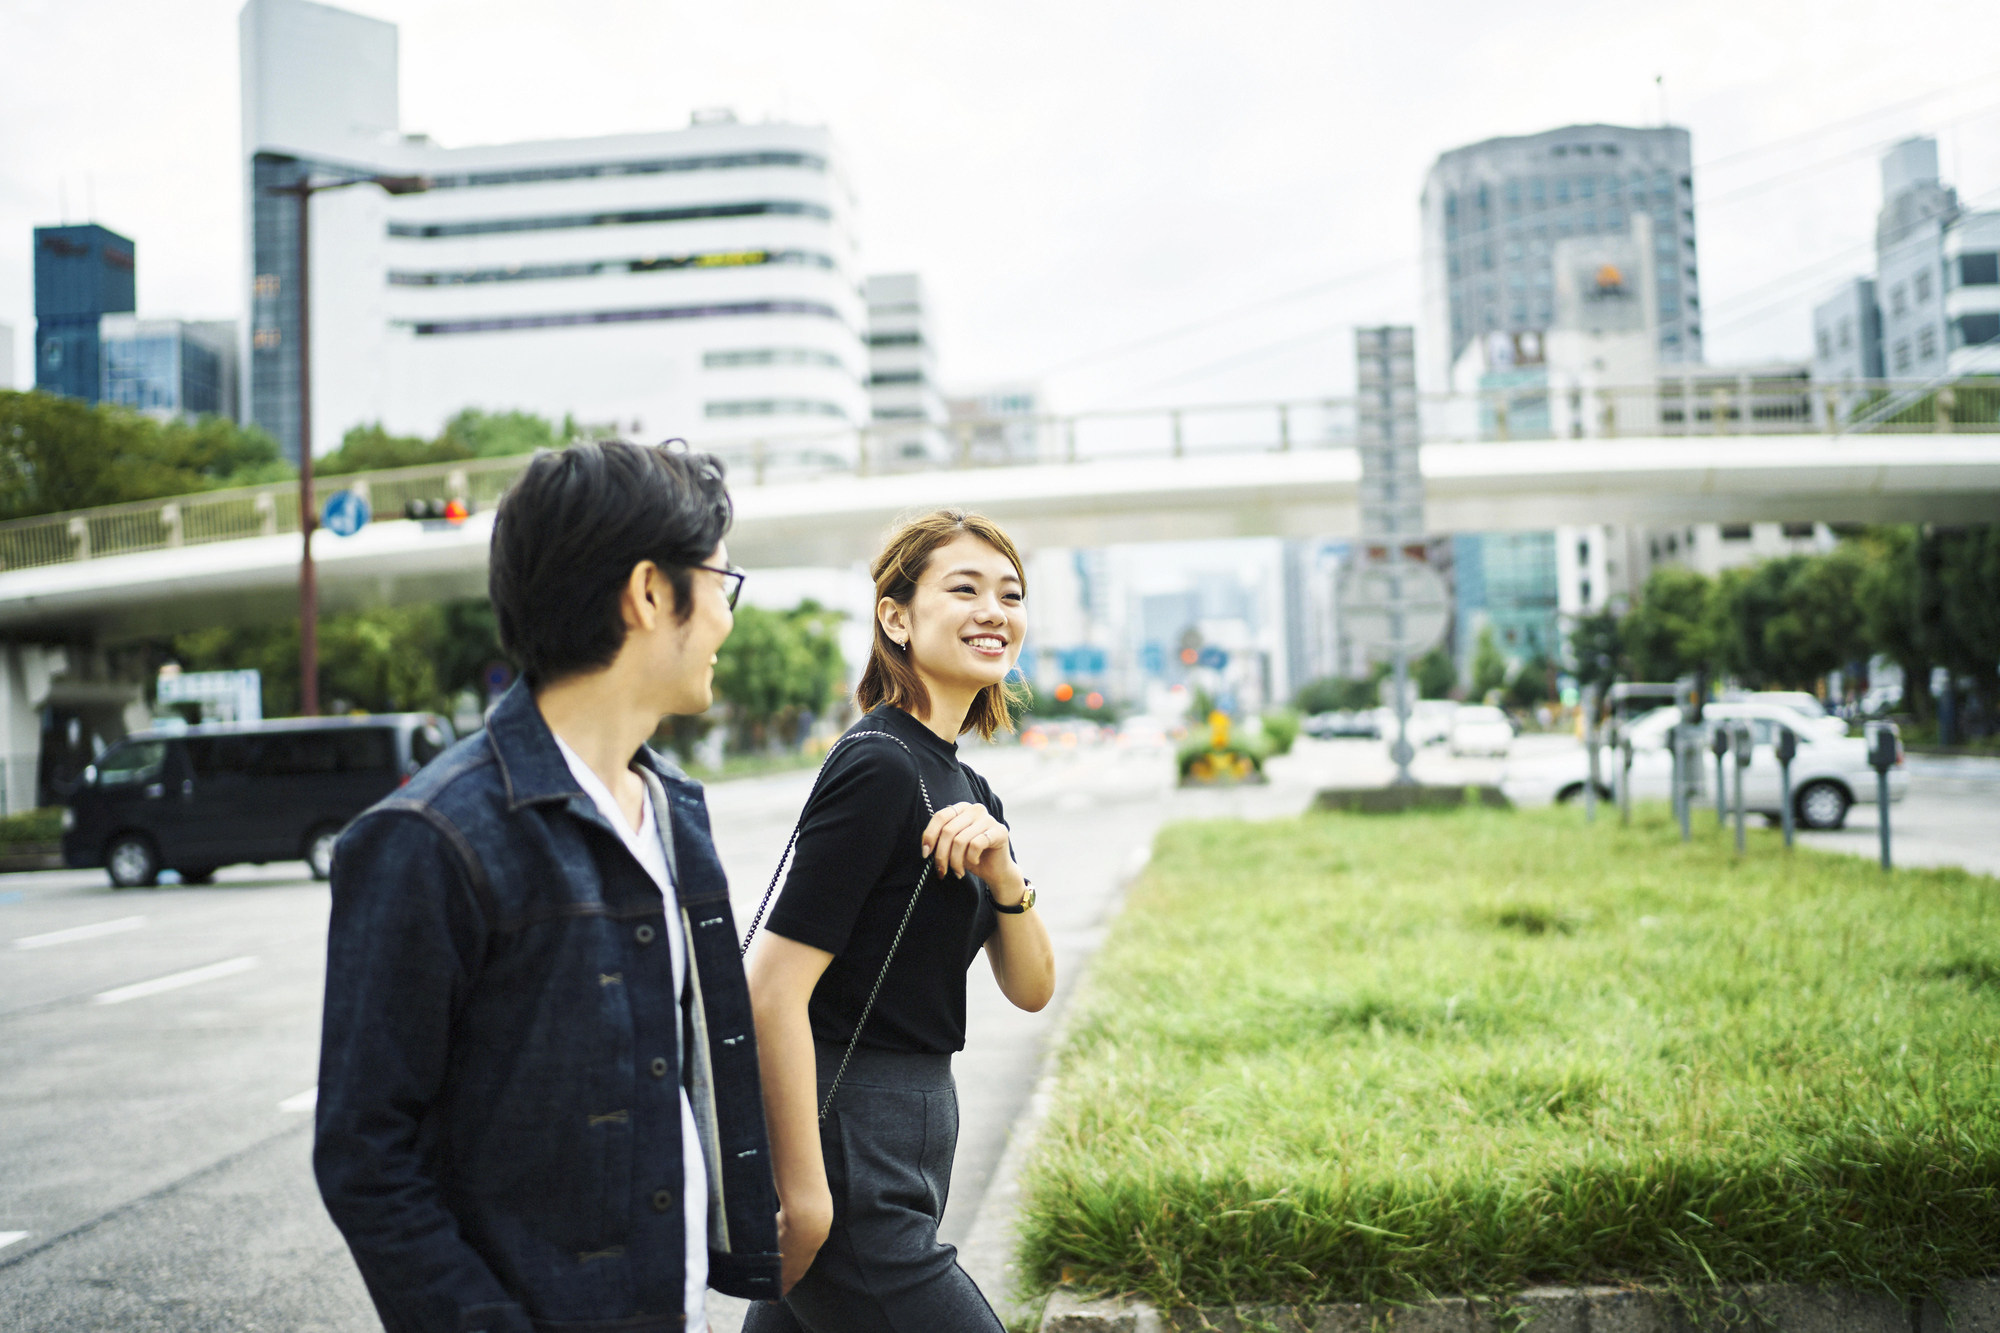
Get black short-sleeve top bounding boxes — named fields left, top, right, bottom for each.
left=763, top=706, right=1003, bottom=1054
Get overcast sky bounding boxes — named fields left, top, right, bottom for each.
left=4, top=0, right=1998, bottom=414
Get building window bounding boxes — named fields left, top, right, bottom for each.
left=1721, top=524, right=1752, bottom=541
left=1606, top=206, right=1623, bottom=228
left=1816, top=328, right=1832, bottom=359
left=1914, top=270, right=1932, bottom=302
left=705, top=399, right=848, bottom=419
left=405, top=298, right=842, bottom=336
left=868, top=370, right=924, bottom=386
left=1504, top=178, right=1520, bottom=205
left=1892, top=339, right=1912, bottom=372
left=1837, top=317, right=1852, bottom=349
left=1480, top=246, right=1493, bottom=269
left=1580, top=209, right=1596, bottom=231
left=1889, top=284, right=1907, bottom=316
left=1555, top=179, right=1570, bottom=203
left=704, top=347, right=845, bottom=370
left=386, top=199, right=832, bottom=240
left=418, top=150, right=827, bottom=191
left=1960, top=252, right=2000, bottom=286
left=1529, top=178, right=1545, bottom=203
left=1957, top=313, right=2000, bottom=348
left=1918, top=326, right=1936, bottom=360
left=867, top=330, right=922, bottom=348
left=389, top=248, right=833, bottom=286
left=1578, top=177, right=1595, bottom=200
left=1781, top=523, right=1814, bottom=539
left=253, top=274, right=281, bottom=298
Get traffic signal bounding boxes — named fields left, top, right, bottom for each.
left=404, top=497, right=473, bottom=525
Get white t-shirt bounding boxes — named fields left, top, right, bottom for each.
left=553, top=735, right=708, bottom=1333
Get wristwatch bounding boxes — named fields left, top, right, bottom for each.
left=990, top=879, right=1035, bottom=914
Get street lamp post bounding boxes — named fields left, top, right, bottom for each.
left=271, top=171, right=428, bottom=716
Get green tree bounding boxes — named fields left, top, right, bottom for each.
left=1414, top=647, right=1457, bottom=699
left=1567, top=608, right=1622, bottom=693
left=711, top=601, right=845, bottom=749
left=317, top=422, right=472, bottom=477
left=1470, top=625, right=1509, bottom=701
left=1856, top=526, right=1934, bottom=721
left=1294, top=669, right=1387, bottom=714
left=1620, top=567, right=1716, bottom=680
left=437, top=408, right=564, bottom=458
left=0, top=390, right=285, bottom=520
left=1931, top=525, right=2000, bottom=723
left=1712, top=551, right=1868, bottom=691
left=1505, top=653, right=1554, bottom=710
left=170, top=597, right=504, bottom=717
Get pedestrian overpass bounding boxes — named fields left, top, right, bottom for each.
left=1, top=431, right=1996, bottom=642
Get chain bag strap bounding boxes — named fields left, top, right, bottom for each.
left=740, top=728, right=935, bottom=1120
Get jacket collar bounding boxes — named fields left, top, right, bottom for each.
left=484, top=679, right=697, bottom=811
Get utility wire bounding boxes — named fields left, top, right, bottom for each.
left=1039, top=78, right=2000, bottom=394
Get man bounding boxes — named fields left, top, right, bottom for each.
left=316, top=441, right=779, bottom=1333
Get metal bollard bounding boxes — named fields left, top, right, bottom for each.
left=1618, top=735, right=1633, bottom=826
left=1775, top=726, right=1797, bottom=849
left=1731, top=722, right=1751, bottom=855
left=1711, top=725, right=1730, bottom=828
left=1866, top=721, right=1900, bottom=871
left=1583, top=688, right=1600, bottom=825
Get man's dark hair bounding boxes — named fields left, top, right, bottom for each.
left=489, top=440, right=732, bottom=686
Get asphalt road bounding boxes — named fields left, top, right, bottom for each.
left=3, top=734, right=1991, bottom=1332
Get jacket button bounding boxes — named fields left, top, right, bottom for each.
left=634, top=924, right=656, bottom=945
left=651, top=1056, right=669, bottom=1078
left=652, top=1188, right=672, bottom=1213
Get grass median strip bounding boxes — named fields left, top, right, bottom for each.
left=1016, top=805, right=2000, bottom=1309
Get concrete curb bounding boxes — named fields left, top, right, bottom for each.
left=1040, top=1278, right=2000, bottom=1332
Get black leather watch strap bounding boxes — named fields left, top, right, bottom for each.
left=989, top=880, right=1034, bottom=914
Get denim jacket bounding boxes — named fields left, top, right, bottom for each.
left=315, top=684, right=781, bottom=1333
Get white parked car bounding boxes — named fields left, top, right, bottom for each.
left=1448, top=705, right=1514, bottom=757
left=1516, top=703, right=1905, bottom=829
left=1723, top=691, right=1850, bottom=739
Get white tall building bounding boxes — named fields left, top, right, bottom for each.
left=863, top=273, right=946, bottom=467
left=241, top=0, right=865, bottom=466
left=0, top=321, right=14, bottom=389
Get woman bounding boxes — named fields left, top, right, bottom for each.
left=743, top=509, right=1056, bottom=1332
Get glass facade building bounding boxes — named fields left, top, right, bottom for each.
left=33, top=224, right=137, bottom=403
left=1453, top=531, right=1560, bottom=672
left=1420, top=125, right=1699, bottom=388
left=98, top=317, right=236, bottom=419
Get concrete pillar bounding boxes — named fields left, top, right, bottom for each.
left=0, top=646, right=65, bottom=816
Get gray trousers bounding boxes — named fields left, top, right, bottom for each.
left=742, top=1042, right=1004, bottom=1333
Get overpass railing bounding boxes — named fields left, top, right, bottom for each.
left=0, top=377, right=1992, bottom=575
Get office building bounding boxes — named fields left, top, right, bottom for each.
left=99, top=317, right=240, bottom=420
left=1453, top=531, right=1558, bottom=671
left=1419, top=124, right=1699, bottom=391
left=1809, top=137, right=1998, bottom=423
left=33, top=223, right=137, bottom=403
left=864, top=274, right=947, bottom=467
left=242, top=0, right=865, bottom=466
left=944, top=383, right=1044, bottom=465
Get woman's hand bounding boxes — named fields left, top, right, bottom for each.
left=921, top=802, right=1022, bottom=897
left=776, top=1185, right=833, bottom=1294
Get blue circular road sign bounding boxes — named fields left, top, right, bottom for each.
left=321, top=489, right=371, bottom=537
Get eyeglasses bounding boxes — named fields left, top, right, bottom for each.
left=694, top=563, right=746, bottom=610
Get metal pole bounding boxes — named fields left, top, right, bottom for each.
left=1713, top=743, right=1727, bottom=827
left=1583, top=690, right=1599, bottom=824
left=295, top=181, right=319, bottom=718
left=1673, top=732, right=1689, bottom=841
left=1877, top=764, right=1892, bottom=871
left=1619, top=736, right=1632, bottom=825
left=1780, top=757, right=1794, bottom=847
left=1732, top=726, right=1747, bottom=856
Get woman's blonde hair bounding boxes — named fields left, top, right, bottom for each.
left=855, top=509, right=1028, bottom=740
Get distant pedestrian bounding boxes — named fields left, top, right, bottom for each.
left=315, top=440, right=780, bottom=1332
left=743, top=509, right=1056, bottom=1332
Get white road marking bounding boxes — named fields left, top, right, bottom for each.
left=0, top=1231, right=27, bottom=1250
left=14, top=915, right=145, bottom=949
left=279, top=1087, right=317, bottom=1113
left=92, top=956, right=260, bottom=1005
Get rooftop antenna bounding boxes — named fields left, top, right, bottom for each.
left=1656, top=74, right=1668, bottom=128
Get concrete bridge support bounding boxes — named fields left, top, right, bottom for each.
left=0, top=644, right=151, bottom=816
